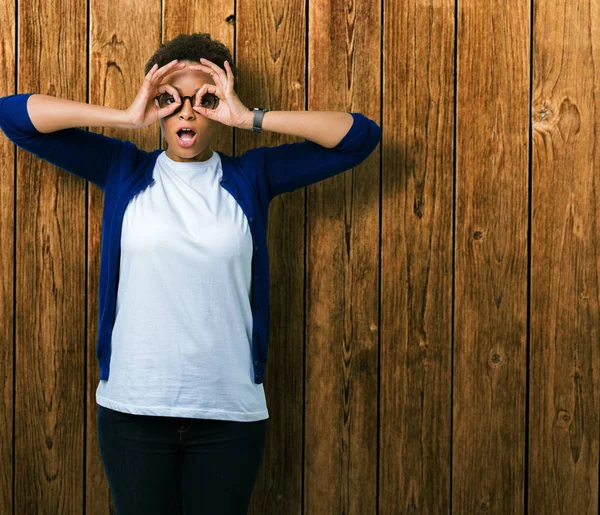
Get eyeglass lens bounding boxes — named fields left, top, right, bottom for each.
left=157, top=93, right=219, bottom=112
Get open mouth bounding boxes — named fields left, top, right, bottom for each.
left=175, top=128, right=197, bottom=147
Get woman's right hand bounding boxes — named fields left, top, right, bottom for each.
left=124, top=59, right=186, bottom=129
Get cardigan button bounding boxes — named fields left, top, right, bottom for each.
left=254, top=245, right=258, bottom=251
left=249, top=217, right=254, bottom=222
left=254, top=275, right=258, bottom=281
left=254, top=361, right=259, bottom=366
left=236, top=194, right=241, bottom=199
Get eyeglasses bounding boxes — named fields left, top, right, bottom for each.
left=155, top=92, right=219, bottom=114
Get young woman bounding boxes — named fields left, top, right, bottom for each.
left=0, top=32, right=381, bottom=515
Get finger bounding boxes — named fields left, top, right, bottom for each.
left=148, top=60, right=176, bottom=82
left=188, top=64, right=224, bottom=89
left=193, top=102, right=215, bottom=118
left=193, top=84, right=219, bottom=115
left=162, top=84, right=181, bottom=103
left=199, top=58, right=228, bottom=88
left=155, top=83, right=180, bottom=102
left=153, top=62, right=186, bottom=86
left=194, top=83, right=219, bottom=106
left=188, top=64, right=226, bottom=91
left=144, top=63, right=159, bottom=88
left=145, top=63, right=158, bottom=79
left=192, top=94, right=214, bottom=116
left=158, top=101, right=182, bottom=119
left=223, top=60, right=236, bottom=90
left=151, top=60, right=185, bottom=84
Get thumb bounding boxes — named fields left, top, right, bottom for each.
left=193, top=104, right=215, bottom=119
left=158, top=101, right=181, bottom=120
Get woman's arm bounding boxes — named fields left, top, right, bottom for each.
left=27, top=94, right=133, bottom=133
left=238, top=110, right=355, bottom=149
left=240, top=112, right=382, bottom=202
left=0, top=93, right=129, bottom=191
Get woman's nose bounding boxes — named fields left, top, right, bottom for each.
left=178, top=96, right=195, bottom=112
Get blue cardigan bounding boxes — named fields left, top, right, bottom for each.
left=0, top=93, right=382, bottom=383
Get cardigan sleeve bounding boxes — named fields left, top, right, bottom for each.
left=0, top=93, right=124, bottom=192
left=241, top=112, right=381, bottom=202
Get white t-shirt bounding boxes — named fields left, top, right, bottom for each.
left=96, top=150, right=269, bottom=421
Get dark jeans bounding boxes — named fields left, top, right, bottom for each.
left=97, top=404, right=268, bottom=515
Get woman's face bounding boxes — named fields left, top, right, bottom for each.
left=158, top=60, right=218, bottom=163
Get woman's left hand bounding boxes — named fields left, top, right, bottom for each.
left=185, top=59, right=250, bottom=128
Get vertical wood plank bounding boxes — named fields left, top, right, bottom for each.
left=454, top=0, right=530, bottom=512
left=3, top=0, right=599, bottom=512
left=304, top=0, right=382, bottom=513
left=380, top=0, right=455, bottom=512
left=0, top=0, right=16, bottom=512
left=236, top=0, right=306, bottom=512
left=530, top=0, right=600, bottom=512
left=87, top=0, right=162, bottom=512
left=16, top=0, right=88, bottom=512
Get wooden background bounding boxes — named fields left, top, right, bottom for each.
left=0, top=0, right=598, bottom=512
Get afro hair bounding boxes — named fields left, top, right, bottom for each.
left=144, top=33, right=238, bottom=89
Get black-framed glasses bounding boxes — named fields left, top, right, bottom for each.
left=155, top=92, right=219, bottom=113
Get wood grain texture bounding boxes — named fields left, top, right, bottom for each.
left=0, top=0, right=15, bottom=512
left=381, top=0, right=455, bottom=512
left=454, top=0, right=530, bottom=512
left=530, top=0, right=600, bottom=512
left=236, top=0, right=306, bottom=511
left=2, top=0, right=600, bottom=513
left=15, top=0, right=88, bottom=513
left=305, top=0, right=382, bottom=513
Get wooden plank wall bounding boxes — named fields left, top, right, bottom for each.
left=0, top=0, right=598, bottom=513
